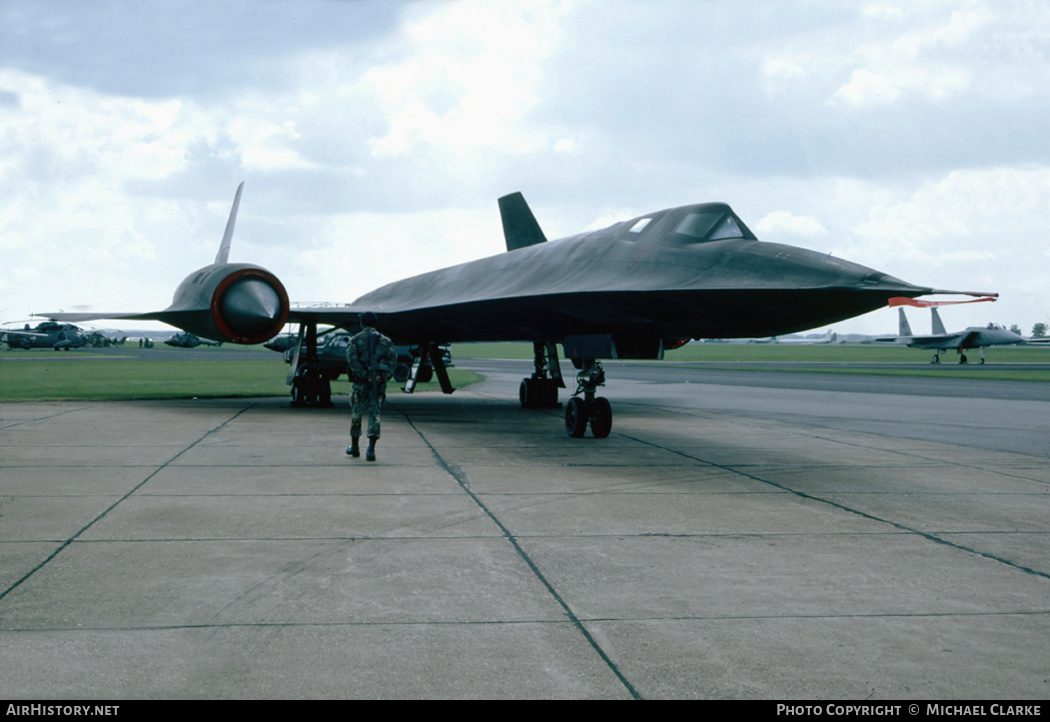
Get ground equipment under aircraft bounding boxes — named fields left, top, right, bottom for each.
left=43, top=184, right=995, bottom=437
left=268, top=328, right=449, bottom=407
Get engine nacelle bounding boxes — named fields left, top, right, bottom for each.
left=164, top=263, right=289, bottom=344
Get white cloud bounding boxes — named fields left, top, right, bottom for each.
left=863, top=3, right=906, bottom=22
left=853, top=165, right=1050, bottom=251
left=362, top=0, right=571, bottom=160
left=829, top=2, right=993, bottom=107
left=754, top=211, right=828, bottom=238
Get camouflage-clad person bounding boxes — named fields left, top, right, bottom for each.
left=345, top=311, right=398, bottom=461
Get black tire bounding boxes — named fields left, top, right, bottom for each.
left=393, top=364, right=410, bottom=383
left=520, top=378, right=533, bottom=408
left=417, top=365, right=433, bottom=383
left=590, top=397, right=612, bottom=438
left=542, top=381, right=559, bottom=408
left=565, top=398, right=588, bottom=438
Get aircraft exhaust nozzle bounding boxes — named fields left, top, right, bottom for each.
left=220, top=277, right=283, bottom=340
left=201, top=266, right=289, bottom=344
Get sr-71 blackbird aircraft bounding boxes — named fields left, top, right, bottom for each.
left=44, top=183, right=994, bottom=437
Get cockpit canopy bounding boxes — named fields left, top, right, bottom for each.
left=673, top=205, right=756, bottom=243
left=616, top=202, right=757, bottom=248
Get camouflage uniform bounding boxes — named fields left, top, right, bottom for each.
left=346, top=325, right=398, bottom=440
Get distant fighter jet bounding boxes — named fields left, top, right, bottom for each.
left=43, top=183, right=995, bottom=436
left=876, top=297, right=1024, bottom=363
left=164, top=331, right=222, bottom=348
left=2, top=321, right=86, bottom=350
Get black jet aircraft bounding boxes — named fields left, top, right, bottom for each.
left=44, top=183, right=994, bottom=436
left=875, top=297, right=1023, bottom=364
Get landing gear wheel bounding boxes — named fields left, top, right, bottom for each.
left=959, top=353, right=968, bottom=364
left=520, top=379, right=534, bottom=408
left=931, top=353, right=940, bottom=364
left=590, top=397, right=612, bottom=438
left=565, top=398, right=588, bottom=438
left=543, top=382, right=559, bottom=408
left=521, top=378, right=560, bottom=409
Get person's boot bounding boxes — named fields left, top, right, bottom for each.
left=366, top=436, right=377, bottom=462
left=346, top=436, right=360, bottom=457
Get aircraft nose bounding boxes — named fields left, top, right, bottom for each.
left=857, top=270, right=917, bottom=290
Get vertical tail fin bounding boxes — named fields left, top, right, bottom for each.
left=898, top=308, right=913, bottom=337
left=931, top=308, right=947, bottom=335
left=214, top=181, right=245, bottom=265
left=498, top=192, right=547, bottom=252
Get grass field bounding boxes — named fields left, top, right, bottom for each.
left=3, top=341, right=1048, bottom=401
left=0, top=355, right=482, bottom=402
left=450, top=341, right=1050, bottom=382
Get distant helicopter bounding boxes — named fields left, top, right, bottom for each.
left=2, top=320, right=86, bottom=350
left=83, top=331, right=128, bottom=348
left=164, top=331, right=223, bottom=348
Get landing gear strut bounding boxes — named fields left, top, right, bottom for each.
left=291, top=362, right=332, bottom=407
left=404, top=342, right=454, bottom=395
left=520, top=341, right=564, bottom=409
left=565, top=359, right=611, bottom=438
left=289, top=321, right=334, bottom=408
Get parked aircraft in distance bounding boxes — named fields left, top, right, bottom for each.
left=774, top=329, right=838, bottom=345
left=2, top=321, right=86, bottom=350
left=43, top=183, right=995, bottom=436
left=164, top=331, right=222, bottom=348
left=875, top=297, right=1023, bottom=363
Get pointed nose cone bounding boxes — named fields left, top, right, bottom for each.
left=854, top=269, right=933, bottom=296
left=221, top=277, right=283, bottom=338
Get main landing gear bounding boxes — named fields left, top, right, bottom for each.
left=931, top=350, right=985, bottom=365
left=564, top=359, right=612, bottom=439
left=518, top=342, right=613, bottom=438
left=291, top=361, right=333, bottom=407
left=519, top=341, right=564, bottom=409
left=289, top=321, right=334, bottom=408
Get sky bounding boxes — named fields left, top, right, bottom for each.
left=2, top=0, right=1048, bottom=338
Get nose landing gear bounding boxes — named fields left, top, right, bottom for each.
left=565, top=359, right=611, bottom=438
